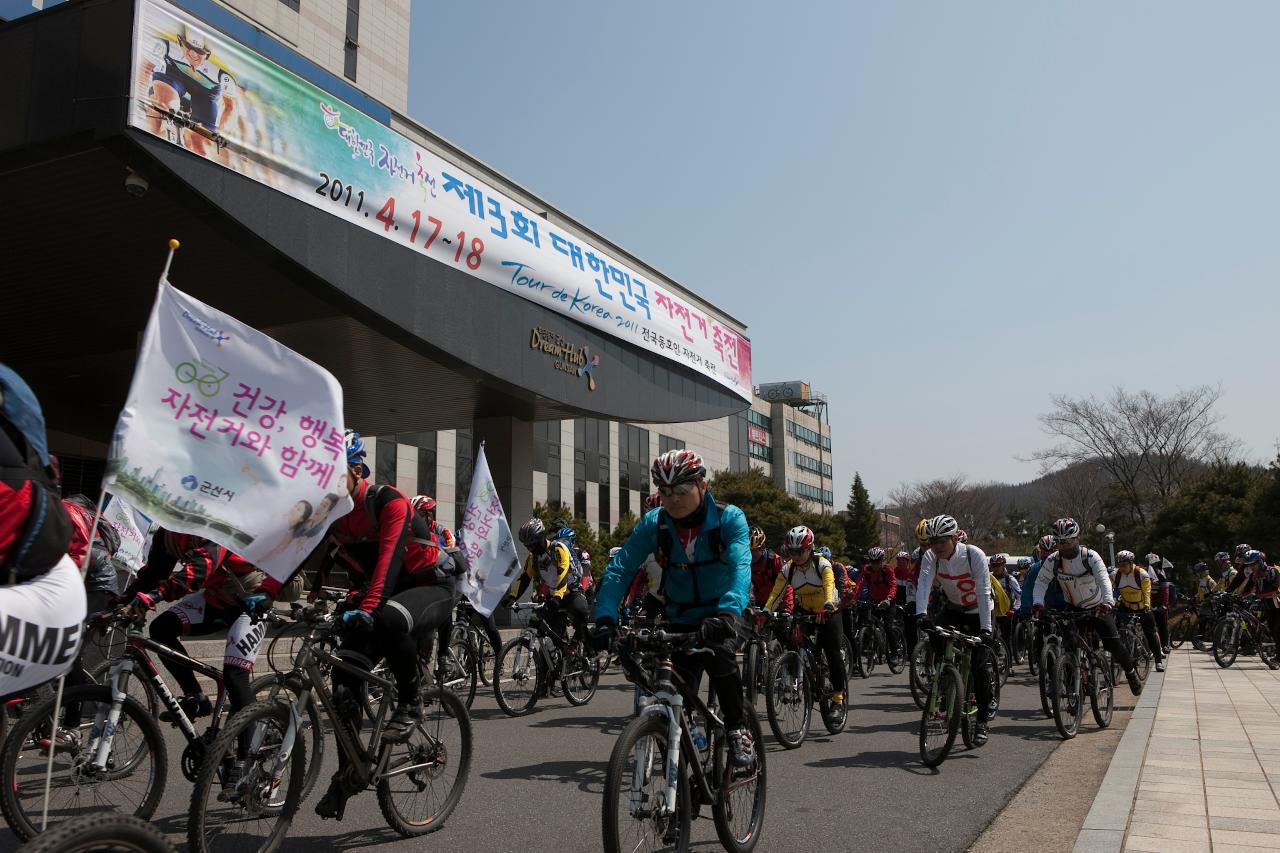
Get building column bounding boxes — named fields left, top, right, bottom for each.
left=472, top=416, right=534, bottom=540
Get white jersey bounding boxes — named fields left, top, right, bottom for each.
left=0, top=555, right=87, bottom=696
left=1034, top=547, right=1113, bottom=609
left=915, top=543, right=992, bottom=632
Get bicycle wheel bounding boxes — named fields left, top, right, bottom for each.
left=187, top=699, right=305, bottom=853
left=87, top=658, right=159, bottom=721
left=1213, top=619, right=1240, bottom=669
left=919, top=664, right=961, bottom=768
left=475, top=633, right=496, bottom=688
left=1037, top=640, right=1057, bottom=719
left=909, top=638, right=935, bottom=711
left=1192, top=615, right=1212, bottom=652
left=249, top=672, right=324, bottom=802
left=1051, top=650, right=1084, bottom=740
left=764, top=651, right=809, bottom=749
left=1089, top=656, right=1114, bottom=729
left=855, top=627, right=876, bottom=677
left=820, top=638, right=850, bottom=735
left=494, top=637, right=540, bottom=717
left=1131, top=633, right=1151, bottom=682
left=0, top=686, right=166, bottom=842
left=1170, top=610, right=1190, bottom=649
left=377, top=686, right=471, bottom=837
left=442, top=640, right=479, bottom=709
left=992, top=637, right=1009, bottom=687
left=742, top=641, right=761, bottom=708
left=711, top=709, right=766, bottom=853
left=602, top=712, right=691, bottom=853
left=15, top=813, right=176, bottom=853
left=982, top=647, right=1002, bottom=718
left=885, top=624, right=907, bottom=674
left=563, top=646, right=601, bottom=706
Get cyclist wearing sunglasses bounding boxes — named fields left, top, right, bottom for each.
left=591, top=449, right=755, bottom=768
left=1032, top=517, right=1142, bottom=695
left=915, top=514, right=997, bottom=744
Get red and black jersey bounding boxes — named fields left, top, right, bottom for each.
left=751, top=549, right=792, bottom=612
left=854, top=562, right=897, bottom=604
left=126, top=531, right=228, bottom=604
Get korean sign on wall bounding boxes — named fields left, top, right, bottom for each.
left=128, top=0, right=752, bottom=401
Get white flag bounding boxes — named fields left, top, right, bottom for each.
left=104, top=280, right=353, bottom=581
left=457, top=445, right=521, bottom=616
left=102, top=496, right=149, bottom=574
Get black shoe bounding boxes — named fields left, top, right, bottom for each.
left=973, top=721, right=989, bottom=746
left=159, top=694, right=212, bottom=724
left=315, top=776, right=351, bottom=821
left=1126, top=669, right=1144, bottom=696
left=384, top=703, right=422, bottom=743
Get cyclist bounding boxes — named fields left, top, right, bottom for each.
left=1110, top=551, right=1165, bottom=673
left=1224, top=554, right=1257, bottom=596
left=1243, top=550, right=1280, bottom=669
left=915, top=514, right=996, bottom=744
left=765, top=526, right=847, bottom=710
left=990, top=554, right=1020, bottom=659
left=1032, top=518, right=1142, bottom=695
left=411, top=495, right=455, bottom=548
left=1233, top=543, right=1252, bottom=575
left=1213, top=551, right=1234, bottom=588
left=895, top=550, right=918, bottom=643
left=1020, top=535, right=1062, bottom=665
left=0, top=364, right=86, bottom=698
left=1144, top=554, right=1173, bottom=655
left=505, top=518, right=589, bottom=644
left=309, top=431, right=458, bottom=820
left=749, top=526, right=791, bottom=613
left=1194, top=561, right=1220, bottom=602
left=591, top=450, right=755, bottom=768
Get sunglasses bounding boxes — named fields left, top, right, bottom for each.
left=656, top=482, right=697, bottom=498
left=928, top=536, right=951, bottom=545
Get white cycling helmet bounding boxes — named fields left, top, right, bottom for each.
left=924, top=515, right=959, bottom=540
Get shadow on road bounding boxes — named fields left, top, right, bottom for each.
left=481, top=759, right=608, bottom=793
left=529, top=714, right=626, bottom=735
left=805, top=749, right=943, bottom=773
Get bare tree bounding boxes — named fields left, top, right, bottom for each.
left=886, top=475, right=1007, bottom=545
left=1031, top=386, right=1239, bottom=525
left=1043, top=460, right=1109, bottom=527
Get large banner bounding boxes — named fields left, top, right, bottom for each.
left=128, top=0, right=752, bottom=401
left=457, top=446, right=522, bottom=617
left=103, top=496, right=151, bottom=575
left=104, top=281, right=354, bottom=581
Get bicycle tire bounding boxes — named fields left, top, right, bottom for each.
left=1213, top=618, right=1240, bottom=669
left=919, top=664, right=961, bottom=768
left=1131, top=633, right=1151, bottom=682
left=1089, top=656, right=1114, bottom=729
left=885, top=624, right=907, bottom=674
left=742, top=641, right=761, bottom=708
left=376, top=686, right=472, bottom=837
left=186, top=699, right=304, bottom=853
left=764, top=651, right=809, bottom=749
left=1051, top=650, right=1083, bottom=740
left=1169, top=610, right=1190, bottom=649
left=983, top=647, right=1002, bottom=718
left=474, top=633, right=496, bottom=688
left=855, top=627, right=876, bottom=677
left=562, top=647, right=600, bottom=707
left=248, top=672, right=324, bottom=802
left=493, top=637, right=540, bottom=717
left=14, top=813, right=176, bottom=853
left=602, top=712, right=691, bottom=853
left=909, top=638, right=934, bottom=711
left=443, top=640, right=479, bottom=709
left=711, top=708, right=766, bottom=853
left=87, top=657, right=159, bottom=721
left=1037, top=640, right=1057, bottom=719
left=1, top=686, right=166, bottom=842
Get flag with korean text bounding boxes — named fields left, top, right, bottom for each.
left=457, top=445, right=521, bottom=616
left=104, top=280, right=353, bottom=582
left=102, top=495, right=151, bottom=577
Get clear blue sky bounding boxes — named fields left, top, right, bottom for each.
left=408, top=1, right=1280, bottom=503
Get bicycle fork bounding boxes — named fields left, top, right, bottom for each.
left=90, top=659, right=137, bottom=770
left=632, top=692, right=684, bottom=818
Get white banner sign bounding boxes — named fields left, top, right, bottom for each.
left=128, top=0, right=752, bottom=400
left=103, top=496, right=150, bottom=573
left=104, top=280, right=354, bottom=581
left=457, top=445, right=521, bottom=617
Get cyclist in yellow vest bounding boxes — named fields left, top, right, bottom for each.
left=1110, top=551, right=1165, bottom=672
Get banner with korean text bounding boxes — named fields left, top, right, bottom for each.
left=103, top=496, right=151, bottom=576
left=128, top=0, right=751, bottom=401
left=104, top=281, right=354, bottom=581
left=457, top=446, right=521, bottom=617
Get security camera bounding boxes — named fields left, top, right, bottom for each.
left=124, top=169, right=149, bottom=198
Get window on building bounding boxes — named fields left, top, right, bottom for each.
left=375, top=435, right=396, bottom=485
left=454, top=429, right=473, bottom=525
left=405, top=432, right=437, bottom=497
left=729, top=412, right=749, bottom=472
left=748, top=443, right=773, bottom=463
left=278, top=0, right=300, bottom=11
left=343, top=0, right=360, bottom=81
left=747, top=409, right=772, bottom=431
left=658, top=434, right=686, bottom=455
left=598, top=482, right=610, bottom=533
left=574, top=477, right=586, bottom=519
left=533, top=420, right=561, bottom=474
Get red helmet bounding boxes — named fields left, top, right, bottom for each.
left=785, top=526, right=815, bottom=554
left=643, top=491, right=663, bottom=511
left=651, top=449, right=706, bottom=489
left=956, top=529, right=969, bottom=544
left=989, top=553, right=1007, bottom=568
left=411, top=495, right=437, bottom=515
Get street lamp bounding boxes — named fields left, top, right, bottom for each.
left=1095, top=523, right=1116, bottom=567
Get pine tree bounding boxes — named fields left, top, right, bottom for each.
left=844, top=473, right=881, bottom=561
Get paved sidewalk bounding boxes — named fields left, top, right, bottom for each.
left=1077, top=648, right=1280, bottom=852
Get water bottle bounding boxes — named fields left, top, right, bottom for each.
left=690, top=719, right=709, bottom=753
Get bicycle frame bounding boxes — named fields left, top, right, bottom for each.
left=925, top=629, right=975, bottom=720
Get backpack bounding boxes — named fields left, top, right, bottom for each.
left=653, top=508, right=730, bottom=613
left=991, top=571, right=1011, bottom=616
left=0, top=421, right=71, bottom=584
left=364, top=483, right=463, bottom=582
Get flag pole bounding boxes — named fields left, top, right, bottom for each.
left=159, top=237, right=180, bottom=281
left=41, top=492, right=108, bottom=830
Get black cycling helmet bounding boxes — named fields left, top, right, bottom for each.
left=518, top=518, right=548, bottom=549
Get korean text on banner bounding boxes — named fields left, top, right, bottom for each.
left=457, top=446, right=521, bottom=617
left=127, top=0, right=751, bottom=400
left=103, top=496, right=149, bottom=575
left=104, top=281, right=353, bottom=582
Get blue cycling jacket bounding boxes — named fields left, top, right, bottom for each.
left=1020, top=559, right=1065, bottom=614
left=594, top=494, right=751, bottom=625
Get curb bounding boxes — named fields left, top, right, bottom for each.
left=1071, top=663, right=1166, bottom=853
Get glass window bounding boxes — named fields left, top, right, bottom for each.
left=598, top=482, right=610, bottom=532
left=417, top=446, right=437, bottom=497
left=375, top=435, right=396, bottom=484
left=574, top=478, right=586, bottom=519
left=454, top=429, right=474, bottom=524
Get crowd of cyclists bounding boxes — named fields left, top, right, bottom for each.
left=2, top=357, right=1279, bottom=852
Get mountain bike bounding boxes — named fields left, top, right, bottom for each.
left=1035, top=614, right=1061, bottom=719
left=494, top=601, right=600, bottom=716
left=1045, top=610, right=1113, bottom=740
left=918, top=625, right=989, bottom=768
left=1212, top=595, right=1278, bottom=669
left=909, top=632, right=935, bottom=711
left=1168, top=602, right=1197, bottom=650
left=1011, top=615, right=1034, bottom=668
left=763, top=613, right=850, bottom=748
left=450, top=599, right=498, bottom=687
left=851, top=601, right=906, bottom=675
left=187, top=604, right=472, bottom=853
left=0, top=609, right=320, bottom=842
left=739, top=610, right=777, bottom=708
left=602, top=625, right=766, bottom=853
left=1114, top=609, right=1153, bottom=683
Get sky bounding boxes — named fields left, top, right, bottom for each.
left=407, top=1, right=1280, bottom=504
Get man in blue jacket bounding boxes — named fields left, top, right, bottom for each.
left=592, top=449, right=753, bottom=767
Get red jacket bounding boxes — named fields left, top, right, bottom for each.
left=854, top=563, right=896, bottom=604
left=895, top=559, right=918, bottom=585
left=127, top=531, right=228, bottom=605
left=752, top=550, right=793, bottom=613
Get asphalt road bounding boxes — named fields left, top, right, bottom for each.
left=2, top=657, right=1097, bottom=853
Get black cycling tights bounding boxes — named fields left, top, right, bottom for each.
left=149, top=607, right=253, bottom=713
left=335, top=581, right=456, bottom=719
left=669, top=622, right=745, bottom=731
